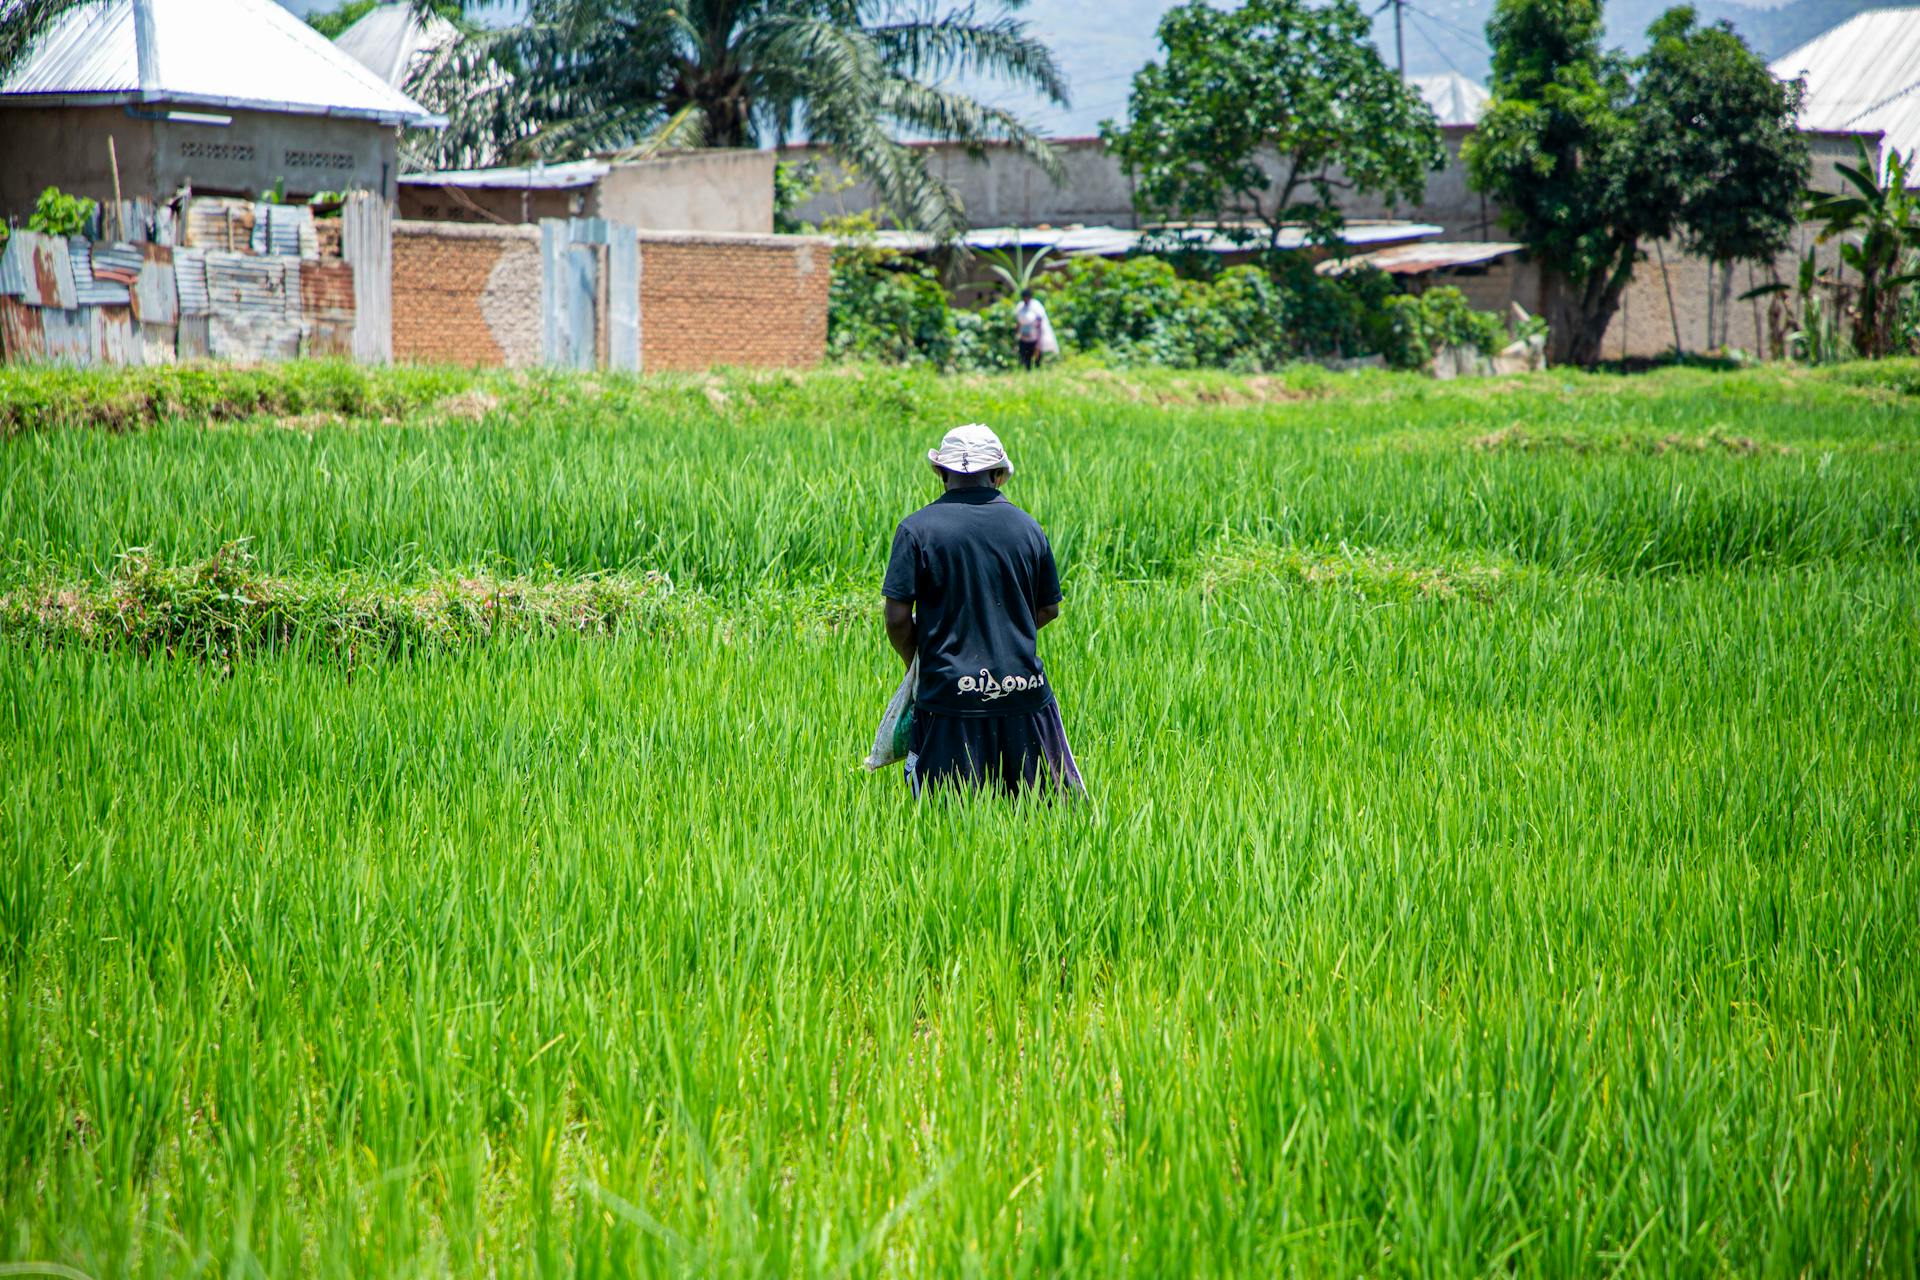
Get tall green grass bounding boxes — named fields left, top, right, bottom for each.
left=2, top=361, right=1917, bottom=1276
left=4, top=363, right=1916, bottom=591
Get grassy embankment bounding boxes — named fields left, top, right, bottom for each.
left=2, top=360, right=1917, bottom=1276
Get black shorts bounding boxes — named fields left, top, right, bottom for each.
left=1018, top=339, right=1042, bottom=368
left=906, top=701, right=1082, bottom=796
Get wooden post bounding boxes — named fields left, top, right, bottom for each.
left=108, top=136, right=124, bottom=240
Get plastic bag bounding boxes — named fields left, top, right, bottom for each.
left=864, top=659, right=917, bottom=771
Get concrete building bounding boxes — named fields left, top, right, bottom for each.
left=333, top=2, right=461, bottom=92
left=784, top=74, right=1498, bottom=233
left=397, top=150, right=778, bottom=234
left=1772, top=9, right=1920, bottom=168
left=0, top=0, right=442, bottom=222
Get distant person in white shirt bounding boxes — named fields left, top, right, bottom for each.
left=1014, top=290, right=1056, bottom=370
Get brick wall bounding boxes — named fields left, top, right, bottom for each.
left=390, top=220, right=829, bottom=371
left=638, top=231, right=829, bottom=371
left=391, top=221, right=542, bottom=367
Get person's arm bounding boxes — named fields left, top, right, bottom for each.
left=884, top=597, right=916, bottom=666
left=1034, top=530, right=1063, bottom=630
left=881, top=524, right=918, bottom=666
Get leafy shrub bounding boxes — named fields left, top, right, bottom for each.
left=826, top=218, right=963, bottom=367
left=773, top=160, right=823, bottom=234
left=1039, top=257, right=1203, bottom=365
left=826, top=236, right=1512, bottom=374
left=1038, top=255, right=1408, bottom=369
left=28, top=186, right=96, bottom=238
left=1380, top=287, right=1510, bottom=370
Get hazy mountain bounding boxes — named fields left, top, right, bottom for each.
left=967, top=0, right=1902, bottom=136
left=278, top=0, right=1903, bottom=137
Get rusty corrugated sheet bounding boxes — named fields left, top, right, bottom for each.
left=0, top=298, right=45, bottom=360
left=34, top=305, right=96, bottom=365
left=0, top=233, right=26, bottom=297
left=176, top=315, right=211, bottom=359
left=206, top=253, right=304, bottom=361
left=92, top=243, right=144, bottom=286
left=68, top=239, right=133, bottom=307
left=140, top=322, right=178, bottom=365
left=173, top=248, right=210, bottom=316
left=1318, top=242, right=1525, bottom=277
left=90, top=306, right=138, bottom=365
left=251, top=204, right=319, bottom=259
left=6, top=231, right=78, bottom=309
left=132, top=244, right=178, bottom=323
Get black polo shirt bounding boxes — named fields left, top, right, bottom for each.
left=882, top=486, right=1062, bottom=717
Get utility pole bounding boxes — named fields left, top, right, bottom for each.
left=1377, top=0, right=1407, bottom=77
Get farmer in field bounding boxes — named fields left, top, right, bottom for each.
left=883, top=425, right=1081, bottom=796
left=1014, top=289, right=1056, bottom=370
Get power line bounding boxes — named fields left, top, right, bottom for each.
left=1403, top=2, right=1490, bottom=55
left=1404, top=6, right=1472, bottom=80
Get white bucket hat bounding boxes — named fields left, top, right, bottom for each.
left=928, top=423, right=1013, bottom=475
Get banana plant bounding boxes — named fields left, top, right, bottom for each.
left=1805, top=139, right=1920, bottom=358
left=973, top=236, right=1056, bottom=298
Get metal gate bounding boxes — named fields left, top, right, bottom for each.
left=541, top=217, right=639, bottom=370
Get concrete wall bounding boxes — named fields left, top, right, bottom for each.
left=395, top=150, right=775, bottom=234
left=0, top=104, right=398, bottom=223
left=390, top=220, right=829, bottom=370
left=594, top=150, right=774, bottom=234
left=1602, top=132, right=1868, bottom=359
left=397, top=182, right=587, bottom=225
left=784, top=138, right=1137, bottom=229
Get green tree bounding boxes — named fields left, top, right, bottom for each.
left=305, top=0, right=380, bottom=39
left=305, top=0, right=466, bottom=40
left=1468, top=0, right=1808, bottom=365
left=1100, top=0, right=1443, bottom=254
left=1639, top=9, right=1808, bottom=350
left=426, top=0, right=1066, bottom=236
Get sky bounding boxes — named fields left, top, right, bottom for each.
left=278, top=0, right=1803, bottom=139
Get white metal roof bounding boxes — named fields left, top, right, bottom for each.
left=1772, top=8, right=1920, bottom=162
left=1409, top=72, right=1491, bottom=127
left=0, top=0, right=444, bottom=127
left=869, top=221, right=1444, bottom=256
left=399, top=160, right=613, bottom=190
left=334, top=2, right=461, bottom=92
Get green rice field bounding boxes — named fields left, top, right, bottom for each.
left=2, top=360, right=1917, bottom=1276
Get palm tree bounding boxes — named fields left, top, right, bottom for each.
left=0, top=0, right=90, bottom=80
left=418, top=0, right=1068, bottom=235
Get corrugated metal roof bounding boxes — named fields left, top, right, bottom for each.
left=69, top=238, right=134, bottom=305
left=0, top=0, right=443, bottom=127
left=1772, top=8, right=1920, bottom=162
left=173, top=247, right=210, bottom=316
left=870, top=221, right=1444, bottom=257
left=334, top=2, right=460, bottom=90
left=399, top=160, right=613, bottom=191
left=2, top=231, right=78, bottom=308
left=1409, top=72, right=1491, bottom=127
left=1318, top=241, right=1525, bottom=276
